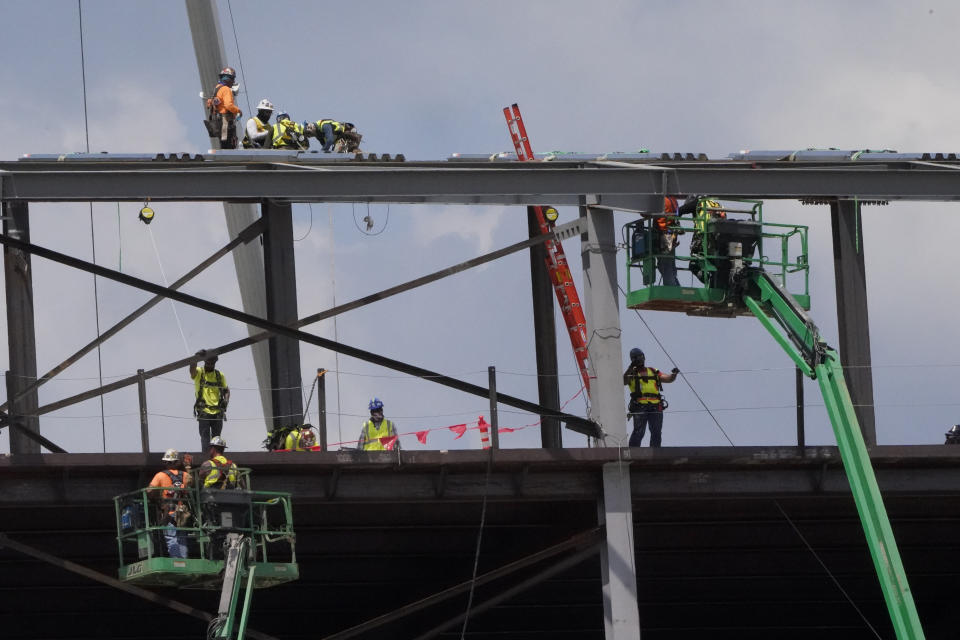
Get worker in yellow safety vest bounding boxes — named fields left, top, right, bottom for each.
left=284, top=425, right=318, bottom=451
left=271, top=111, right=308, bottom=150
left=242, top=98, right=274, bottom=149
left=357, top=398, right=399, bottom=451
left=624, top=348, right=678, bottom=448
left=305, top=119, right=362, bottom=153
left=199, top=436, right=239, bottom=489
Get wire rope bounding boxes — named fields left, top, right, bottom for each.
left=619, top=283, right=735, bottom=446
left=148, top=227, right=191, bottom=354
left=328, top=205, right=343, bottom=443
left=77, top=0, right=106, bottom=452
left=225, top=0, right=253, bottom=117
left=351, top=202, right=391, bottom=236
left=294, top=204, right=314, bottom=241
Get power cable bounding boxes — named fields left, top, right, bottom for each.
left=618, top=283, right=735, bottom=446
left=225, top=0, right=253, bottom=117
left=77, top=0, right=106, bottom=452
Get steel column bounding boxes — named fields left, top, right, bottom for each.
left=796, top=367, right=805, bottom=448
left=3, top=201, right=39, bottom=453
left=579, top=201, right=626, bottom=443
left=598, top=461, right=641, bottom=639
left=528, top=207, right=562, bottom=447
left=137, top=369, right=149, bottom=454
left=830, top=199, right=877, bottom=445
left=261, top=200, right=303, bottom=429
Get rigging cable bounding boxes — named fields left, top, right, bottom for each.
left=225, top=0, right=253, bottom=117
left=294, top=204, right=314, bottom=241
left=351, top=202, right=391, bottom=236
left=77, top=0, right=106, bottom=451
left=148, top=227, right=191, bottom=354
left=618, top=283, right=735, bottom=446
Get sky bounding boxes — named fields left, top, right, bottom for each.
left=0, top=0, right=958, bottom=455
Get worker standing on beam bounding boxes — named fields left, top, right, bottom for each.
left=358, top=398, right=399, bottom=450
left=205, top=66, right=242, bottom=149
left=189, top=351, right=230, bottom=451
left=624, top=348, right=679, bottom=447
left=241, top=99, right=275, bottom=149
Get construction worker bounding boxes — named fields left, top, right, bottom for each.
left=189, top=350, right=230, bottom=451
left=199, top=436, right=239, bottom=489
left=946, top=425, right=960, bottom=444
left=148, top=449, right=193, bottom=558
left=241, top=98, right=275, bottom=149
left=624, top=348, right=679, bottom=448
left=649, top=196, right=696, bottom=286
left=284, top=424, right=318, bottom=451
left=306, top=119, right=362, bottom=153
left=358, top=398, right=399, bottom=451
left=271, top=111, right=309, bottom=150
left=205, top=66, right=242, bottom=149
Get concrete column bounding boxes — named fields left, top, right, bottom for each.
left=528, top=207, right=562, bottom=448
left=579, top=200, right=626, bottom=443
left=262, top=200, right=303, bottom=428
left=830, top=200, right=876, bottom=445
left=3, top=202, right=40, bottom=454
left=598, top=461, right=641, bottom=639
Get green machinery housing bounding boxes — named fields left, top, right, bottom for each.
left=114, top=469, right=297, bottom=638
left=623, top=198, right=925, bottom=640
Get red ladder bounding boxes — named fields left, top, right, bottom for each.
left=503, top=104, right=592, bottom=396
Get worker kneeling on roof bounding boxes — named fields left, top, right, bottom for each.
left=305, top=119, right=362, bottom=153
left=271, top=111, right=308, bottom=150
left=241, top=98, right=274, bottom=149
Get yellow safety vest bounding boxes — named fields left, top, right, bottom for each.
left=627, top=367, right=662, bottom=404
left=361, top=419, right=394, bottom=451
left=272, top=119, right=306, bottom=149
left=193, top=369, right=227, bottom=416
left=241, top=117, right=270, bottom=149
left=203, top=454, right=238, bottom=488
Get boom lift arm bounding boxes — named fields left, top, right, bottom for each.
left=743, top=271, right=924, bottom=640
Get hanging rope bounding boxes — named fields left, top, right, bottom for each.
left=351, top=202, right=391, bottom=236
left=294, top=204, right=314, bottom=242
left=77, top=0, right=106, bottom=451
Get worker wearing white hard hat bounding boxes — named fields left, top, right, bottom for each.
left=242, top=98, right=275, bottom=149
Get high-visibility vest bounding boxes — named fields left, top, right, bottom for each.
left=272, top=119, right=306, bottom=149
left=361, top=419, right=394, bottom=451
left=193, top=369, right=227, bottom=416
left=242, top=117, right=270, bottom=148
left=203, top=455, right=238, bottom=488
left=627, top=367, right=662, bottom=404
left=315, top=119, right=343, bottom=143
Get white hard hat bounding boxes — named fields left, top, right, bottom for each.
left=209, top=436, right=228, bottom=449
left=257, top=99, right=275, bottom=111
left=161, top=448, right=179, bottom=462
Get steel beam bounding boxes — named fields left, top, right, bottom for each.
left=262, top=200, right=303, bottom=429
left=0, top=234, right=599, bottom=437
left=6, top=163, right=960, bottom=203
left=598, top=462, right=640, bottom=640
left=830, top=200, right=877, bottom=445
left=0, top=533, right=278, bottom=640
left=323, top=528, right=603, bottom=640
left=580, top=201, right=626, bottom=443
left=528, top=207, right=562, bottom=447
left=3, top=201, right=39, bottom=453
left=0, top=218, right=262, bottom=414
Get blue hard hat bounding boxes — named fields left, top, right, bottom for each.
left=368, top=397, right=384, bottom=412
left=629, top=348, right=644, bottom=361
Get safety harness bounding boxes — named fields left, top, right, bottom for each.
left=194, top=370, right=227, bottom=418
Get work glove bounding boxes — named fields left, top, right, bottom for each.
left=671, top=367, right=680, bottom=375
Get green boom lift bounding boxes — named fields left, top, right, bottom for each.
left=114, top=469, right=298, bottom=639
left=624, top=198, right=924, bottom=639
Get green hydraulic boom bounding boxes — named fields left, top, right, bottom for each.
left=623, top=198, right=924, bottom=639
left=743, top=272, right=923, bottom=639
